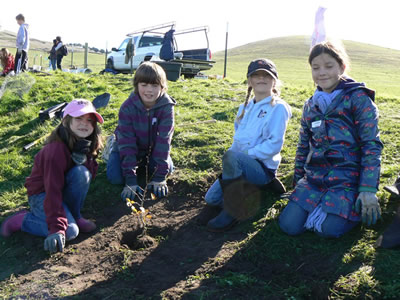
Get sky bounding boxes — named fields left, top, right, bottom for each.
left=1, top=0, right=399, bottom=52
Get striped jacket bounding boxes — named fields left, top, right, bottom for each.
left=115, top=92, right=176, bottom=185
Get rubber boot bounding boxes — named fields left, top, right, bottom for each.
left=1, top=210, right=28, bottom=237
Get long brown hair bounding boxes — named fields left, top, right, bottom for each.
left=46, top=115, right=103, bottom=158
left=0, top=48, right=11, bottom=68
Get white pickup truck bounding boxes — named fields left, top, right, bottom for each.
left=106, top=22, right=214, bottom=78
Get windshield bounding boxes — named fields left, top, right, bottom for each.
left=118, top=38, right=130, bottom=51
left=138, top=36, right=163, bottom=48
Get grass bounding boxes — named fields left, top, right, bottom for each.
left=1, top=36, right=400, bottom=298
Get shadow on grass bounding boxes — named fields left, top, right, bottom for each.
left=180, top=195, right=368, bottom=299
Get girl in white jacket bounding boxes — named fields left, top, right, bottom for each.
left=204, top=58, right=292, bottom=232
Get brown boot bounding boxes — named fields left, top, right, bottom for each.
left=264, top=177, right=286, bottom=194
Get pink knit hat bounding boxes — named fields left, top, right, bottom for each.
left=63, top=99, right=104, bottom=124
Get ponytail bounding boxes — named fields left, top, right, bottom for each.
left=236, top=86, right=253, bottom=123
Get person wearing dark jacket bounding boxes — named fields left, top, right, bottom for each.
left=1, top=99, right=104, bottom=253
left=106, top=62, right=175, bottom=201
left=55, top=36, right=64, bottom=70
left=279, top=41, right=383, bottom=238
left=49, top=39, right=57, bottom=70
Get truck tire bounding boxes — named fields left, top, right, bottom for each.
left=106, top=59, right=115, bottom=70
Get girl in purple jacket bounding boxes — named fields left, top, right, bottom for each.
left=107, top=62, right=175, bottom=201
left=279, top=41, right=383, bottom=238
left=1, top=99, right=104, bottom=253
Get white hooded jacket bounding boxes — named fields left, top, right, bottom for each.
left=16, top=23, right=30, bottom=51
left=230, top=96, right=292, bottom=170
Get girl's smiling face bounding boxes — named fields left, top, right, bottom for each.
left=311, top=53, right=345, bottom=93
left=69, top=113, right=95, bottom=138
left=248, top=70, right=274, bottom=97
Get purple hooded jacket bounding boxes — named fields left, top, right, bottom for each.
left=115, top=92, right=176, bottom=185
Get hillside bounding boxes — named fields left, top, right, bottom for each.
left=0, top=30, right=52, bottom=51
left=211, top=35, right=400, bottom=98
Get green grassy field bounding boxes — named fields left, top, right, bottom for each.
left=1, top=36, right=400, bottom=298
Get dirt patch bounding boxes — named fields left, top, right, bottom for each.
left=1, top=188, right=251, bottom=299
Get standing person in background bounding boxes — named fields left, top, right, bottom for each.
left=14, top=14, right=29, bottom=73
left=55, top=36, right=64, bottom=70
left=49, top=39, right=57, bottom=71
left=0, top=48, right=15, bottom=76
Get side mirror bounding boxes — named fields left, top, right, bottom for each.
left=111, top=47, right=118, bottom=52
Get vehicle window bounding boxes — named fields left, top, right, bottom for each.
left=118, top=38, right=130, bottom=51
left=138, top=36, right=163, bottom=48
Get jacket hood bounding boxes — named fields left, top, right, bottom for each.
left=129, top=92, right=176, bottom=111
left=317, top=76, right=375, bottom=101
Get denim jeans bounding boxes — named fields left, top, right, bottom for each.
left=278, top=201, right=359, bottom=238
left=21, top=165, right=92, bottom=241
left=106, top=145, right=174, bottom=185
left=205, top=150, right=275, bottom=207
left=50, top=58, right=57, bottom=70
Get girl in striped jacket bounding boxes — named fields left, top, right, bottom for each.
left=107, top=62, right=176, bottom=201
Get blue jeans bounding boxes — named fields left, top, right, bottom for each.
left=279, top=201, right=359, bottom=238
left=205, top=150, right=275, bottom=207
left=106, top=145, right=174, bottom=185
left=50, top=58, right=57, bottom=70
left=21, top=165, right=92, bottom=241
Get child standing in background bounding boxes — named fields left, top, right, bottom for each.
left=14, top=14, right=29, bottom=73
left=1, top=100, right=104, bottom=253
left=107, top=62, right=176, bottom=201
left=279, top=41, right=383, bottom=238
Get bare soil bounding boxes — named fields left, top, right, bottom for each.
left=1, top=186, right=255, bottom=299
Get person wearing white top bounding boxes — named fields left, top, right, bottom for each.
left=204, top=58, right=292, bottom=232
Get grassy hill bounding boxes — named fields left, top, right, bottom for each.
left=1, top=36, right=400, bottom=299
left=210, top=35, right=400, bottom=98
left=0, top=30, right=106, bottom=71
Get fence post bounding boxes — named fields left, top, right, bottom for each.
left=71, top=47, right=74, bottom=68
left=84, top=43, right=88, bottom=68
left=40, top=55, right=43, bottom=69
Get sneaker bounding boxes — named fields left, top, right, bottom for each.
left=1, top=210, right=28, bottom=237
left=76, top=218, right=96, bottom=233
left=207, top=210, right=237, bottom=232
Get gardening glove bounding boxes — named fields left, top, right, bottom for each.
left=71, top=139, right=91, bottom=165
left=44, top=232, right=65, bottom=253
left=121, top=185, right=141, bottom=201
left=355, top=192, right=381, bottom=226
left=148, top=180, right=168, bottom=198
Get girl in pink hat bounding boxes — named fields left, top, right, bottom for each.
left=1, top=99, right=104, bottom=253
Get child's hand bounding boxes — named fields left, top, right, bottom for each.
left=355, top=192, right=381, bottom=225
left=44, top=232, right=65, bottom=253
left=148, top=181, right=168, bottom=198
left=121, top=185, right=141, bottom=201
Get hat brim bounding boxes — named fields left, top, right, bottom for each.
left=247, top=68, right=278, bottom=80
left=65, top=110, right=104, bottom=124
